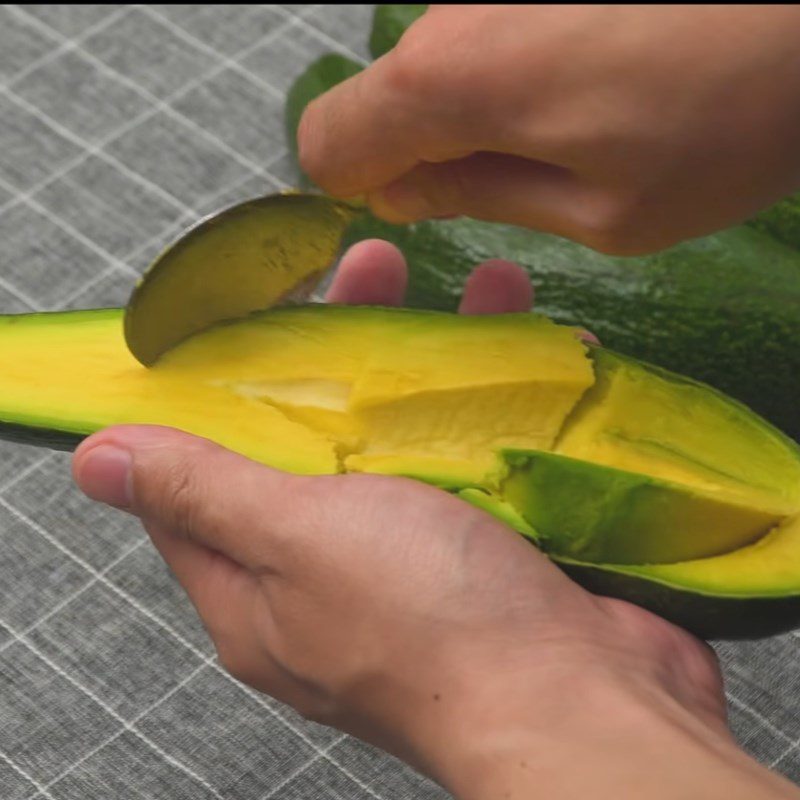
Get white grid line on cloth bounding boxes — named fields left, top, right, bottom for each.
left=136, top=3, right=285, bottom=100
left=26, top=661, right=211, bottom=800
left=0, top=537, right=147, bottom=660
left=727, top=694, right=795, bottom=745
left=0, top=148, right=190, bottom=226
left=57, top=146, right=291, bottom=308
left=34, top=38, right=267, bottom=179
left=0, top=83, right=195, bottom=219
left=9, top=3, right=302, bottom=179
left=0, top=275, right=39, bottom=310
left=292, top=10, right=371, bottom=66
left=0, top=3, right=311, bottom=222
left=0, top=83, right=198, bottom=214
left=0, top=748, right=57, bottom=800
left=0, top=617, right=227, bottom=800
left=4, top=5, right=134, bottom=89
left=0, top=168, right=139, bottom=296
left=0, top=452, right=54, bottom=496
left=769, top=738, right=799, bottom=770
left=0, top=496, right=211, bottom=660
left=21, top=191, right=137, bottom=278
left=0, top=494, right=390, bottom=800
left=122, top=142, right=292, bottom=267
left=231, top=681, right=388, bottom=800
left=260, top=733, right=349, bottom=800
left=56, top=263, right=132, bottom=309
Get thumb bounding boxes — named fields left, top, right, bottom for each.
left=367, top=151, right=625, bottom=253
left=72, top=424, right=309, bottom=571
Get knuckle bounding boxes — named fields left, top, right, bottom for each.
left=140, top=439, right=218, bottom=537
left=298, top=94, right=371, bottom=196
left=440, top=158, right=474, bottom=206
left=382, top=27, right=443, bottom=102
left=382, top=42, right=427, bottom=98
left=165, top=464, right=198, bottom=537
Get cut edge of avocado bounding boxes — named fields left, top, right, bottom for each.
left=555, top=514, right=800, bottom=639
left=498, top=449, right=785, bottom=566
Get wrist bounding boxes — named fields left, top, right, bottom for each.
left=407, top=671, right=798, bottom=800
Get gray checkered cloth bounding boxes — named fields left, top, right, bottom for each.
left=0, top=5, right=797, bottom=799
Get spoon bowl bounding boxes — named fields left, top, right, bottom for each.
left=124, top=191, right=363, bottom=366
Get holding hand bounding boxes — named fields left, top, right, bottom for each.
left=72, top=242, right=798, bottom=800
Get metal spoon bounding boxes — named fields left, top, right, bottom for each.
left=123, top=191, right=364, bottom=366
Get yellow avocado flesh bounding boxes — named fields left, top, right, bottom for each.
left=0, top=307, right=594, bottom=483
left=556, top=349, right=800, bottom=515
left=0, top=311, right=339, bottom=473
left=162, top=306, right=596, bottom=486
left=1, top=305, right=799, bottom=586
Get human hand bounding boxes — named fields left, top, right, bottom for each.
left=299, top=5, right=800, bottom=255
left=72, top=241, right=796, bottom=799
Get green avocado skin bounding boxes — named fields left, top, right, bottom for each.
left=0, top=422, right=84, bottom=452
left=558, top=558, right=800, bottom=640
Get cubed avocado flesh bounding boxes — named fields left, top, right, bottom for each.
left=0, top=305, right=798, bottom=639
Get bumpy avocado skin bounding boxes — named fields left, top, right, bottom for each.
left=558, top=558, right=800, bottom=640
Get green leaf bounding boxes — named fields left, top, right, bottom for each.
left=284, top=54, right=364, bottom=187
left=369, top=4, right=428, bottom=59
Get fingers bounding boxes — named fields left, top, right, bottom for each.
left=298, top=18, right=493, bottom=196
left=458, top=260, right=534, bottom=315
left=579, top=329, right=601, bottom=345
left=73, top=425, right=311, bottom=570
left=457, top=257, right=599, bottom=342
left=366, top=152, right=599, bottom=243
left=298, top=64, right=423, bottom=196
left=326, top=239, right=407, bottom=305
left=332, top=239, right=535, bottom=316
left=73, top=427, right=328, bottom=701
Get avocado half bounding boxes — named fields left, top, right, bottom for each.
left=1, top=305, right=798, bottom=640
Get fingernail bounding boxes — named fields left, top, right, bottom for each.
left=76, top=444, right=133, bottom=510
left=578, top=329, right=601, bottom=345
